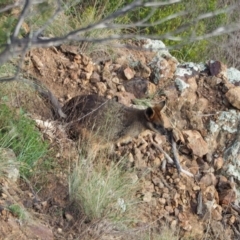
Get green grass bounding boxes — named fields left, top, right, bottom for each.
left=8, top=204, right=29, bottom=222
left=0, top=103, right=48, bottom=177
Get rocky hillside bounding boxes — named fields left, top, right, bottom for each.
left=1, top=39, right=240, bottom=239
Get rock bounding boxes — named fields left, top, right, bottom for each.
left=134, top=148, right=146, bottom=168
left=214, top=157, right=224, bottom=171
left=227, top=67, right=240, bottom=84
left=223, top=137, right=240, bottom=182
left=170, top=219, right=178, bottom=230
left=90, top=72, right=101, bottom=83
left=123, top=77, right=148, bottom=98
left=225, top=86, right=240, bottom=109
left=0, top=148, right=19, bottom=182
left=95, top=82, right=107, bottom=95
left=143, top=192, right=152, bottom=202
left=217, top=180, right=236, bottom=205
left=123, top=67, right=135, bottom=80
left=159, top=198, right=166, bottom=205
left=73, top=54, right=81, bottom=64
left=102, top=64, right=112, bottom=82
left=65, top=213, right=74, bottom=222
left=209, top=60, right=227, bottom=78
left=112, top=76, right=120, bottom=84
left=200, top=174, right=217, bottom=188
left=81, top=55, right=90, bottom=66
left=85, top=61, right=94, bottom=73
left=182, top=130, right=209, bottom=157
left=175, top=78, right=189, bottom=92
left=147, top=82, right=157, bottom=95
left=135, top=61, right=151, bottom=78
left=117, top=85, right=126, bottom=92
left=115, top=92, right=135, bottom=106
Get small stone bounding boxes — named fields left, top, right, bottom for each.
left=143, top=192, right=152, bottom=202
left=225, top=86, right=240, bottom=110
left=96, top=82, right=107, bottom=95
left=153, top=157, right=161, bottom=167
left=125, top=153, right=133, bottom=163
left=123, top=67, right=135, bottom=80
left=112, top=77, right=120, bottom=84
left=159, top=198, right=166, bottom=205
left=209, top=60, right=227, bottom=77
left=214, top=157, right=224, bottom=171
left=228, top=215, right=236, bottom=225
left=90, top=72, right=101, bottom=83
left=115, top=91, right=135, bottom=106
left=162, top=193, right=169, bottom=199
left=57, top=228, right=62, bottom=233
left=192, top=185, right=200, bottom=191
left=154, top=134, right=164, bottom=145
left=183, top=130, right=209, bottom=157
left=165, top=205, right=174, bottom=213
left=148, top=82, right=157, bottom=95
left=85, top=61, right=94, bottom=73
left=117, top=85, right=126, bottom=92
left=211, top=206, right=222, bottom=221
left=81, top=55, right=90, bottom=65
left=170, top=219, right=178, bottom=230
left=65, top=213, right=74, bottom=222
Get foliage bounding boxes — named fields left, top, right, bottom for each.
left=126, top=0, right=227, bottom=62
left=0, top=0, right=232, bottom=62
left=0, top=103, right=48, bottom=176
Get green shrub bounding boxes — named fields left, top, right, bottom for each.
left=126, top=0, right=227, bottom=62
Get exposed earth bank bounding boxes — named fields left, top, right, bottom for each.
left=1, top=39, right=240, bottom=239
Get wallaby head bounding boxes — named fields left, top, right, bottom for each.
left=144, top=101, right=168, bottom=135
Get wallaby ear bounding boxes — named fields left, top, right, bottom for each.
left=145, top=107, right=155, bottom=120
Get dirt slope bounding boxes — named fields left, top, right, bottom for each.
left=1, top=39, right=240, bottom=239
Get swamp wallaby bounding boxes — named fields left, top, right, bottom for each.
left=62, top=94, right=168, bottom=145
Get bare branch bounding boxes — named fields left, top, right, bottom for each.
left=12, top=0, right=32, bottom=38
left=0, top=0, right=239, bottom=71
left=0, top=2, right=20, bottom=13
left=34, top=0, right=62, bottom=37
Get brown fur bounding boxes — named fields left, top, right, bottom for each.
left=63, top=94, right=167, bottom=145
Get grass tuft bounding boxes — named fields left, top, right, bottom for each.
left=69, top=151, right=139, bottom=226
left=8, top=204, right=30, bottom=223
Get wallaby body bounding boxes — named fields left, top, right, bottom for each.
left=62, top=94, right=167, bottom=144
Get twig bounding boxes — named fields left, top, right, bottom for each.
left=152, top=140, right=194, bottom=178
left=197, top=190, right=203, bottom=215
left=171, top=133, right=181, bottom=174
left=0, top=2, right=20, bottom=13
left=12, top=0, right=31, bottom=39
left=34, top=0, right=62, bottom=37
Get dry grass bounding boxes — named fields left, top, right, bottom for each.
left=69, top=146, right=139, bottom=225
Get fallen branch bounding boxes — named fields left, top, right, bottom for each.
left=152, top=138, right=194, bottom=178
